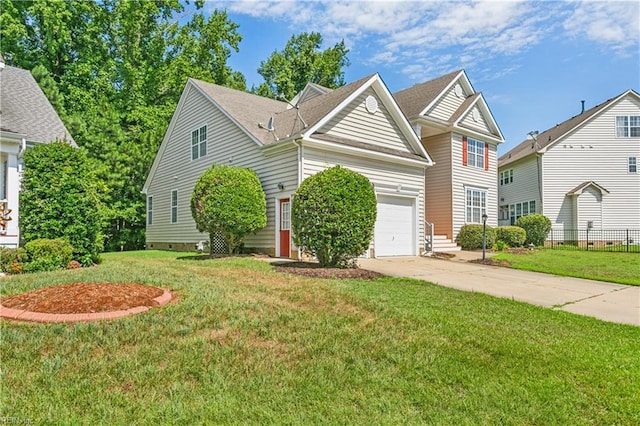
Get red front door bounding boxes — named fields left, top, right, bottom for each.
left=279, top=199, right=291, bottom=257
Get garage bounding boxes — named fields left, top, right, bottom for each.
left=374, top=195, right=416, bottom=256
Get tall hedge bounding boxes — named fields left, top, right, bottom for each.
left=20, top=142, right=102, bottom=265
left=191, top=165, right=267, bottom=255
left=292, top=166, right=377, bottom=268
left=515, top=214, right=552, bottom=246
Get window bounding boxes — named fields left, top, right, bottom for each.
left=467, top=138, right=485, bottom=169
left=147, top=196, right=153, bottom=225
left=171, top=190, right=178, bottom=223
left=281, top=200, right=291, bottom=230
left=500, top=169, right=513, bottom=185
left=616, top=116, right=640, bottom=137
left=191, top=125, right=207, bottom=160
left=499, top=205, right=509, bottom=221
left=465, top=187, right=486, bottom=223
left=509, top=200, right=536, bottom=224
left=629, top=157, right=638, bottom=173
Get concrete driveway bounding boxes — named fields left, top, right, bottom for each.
left=358, top=254, right=640, bottom=327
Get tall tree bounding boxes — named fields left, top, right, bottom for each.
left=0, top=0, right=246, bottom=251
left=255, top=32, right=350, bottom=100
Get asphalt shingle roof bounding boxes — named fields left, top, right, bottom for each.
left=0, top=64, right=75, bottom=145
left=393, top=69, right=461, bottom=119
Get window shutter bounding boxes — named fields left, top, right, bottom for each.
left=462, top=136, right=468, bottom=166
left=484, top=143, right=489, bottom=171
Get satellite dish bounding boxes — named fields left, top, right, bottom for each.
left=267, top=117, right=275, bottom=131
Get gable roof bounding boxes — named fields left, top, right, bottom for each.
left=499, top=89, right=640, bottom=168
left=393, top=70, right=462, bottom=119
left=567, top=181, right=610, bottom=196
left=290, top=82, right=333, bottom=107
left=0, top=64, right=76, bottom=146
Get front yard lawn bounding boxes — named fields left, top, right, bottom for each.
left=1, top=251, right=639, bottom=424
left=492, top=249, right=640, bottom=286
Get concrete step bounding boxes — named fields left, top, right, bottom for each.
left=429, top=235, right=461, bottom=252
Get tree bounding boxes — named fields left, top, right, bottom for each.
left=191, top=165, right=267, bottom=255
left=255, top=32, right=350, bottom=100
left=20, top=142, right=102, bottom=265
left=292, top=166, right=376, bottom=268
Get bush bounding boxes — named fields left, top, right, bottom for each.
left=0, top=247, right=26, bottom=274
left=292, top=166, right=377, bottom=268
left=20, top=142, right=102, bottom=264
left=515, top=214, right=552, bottom=247
left=496, top=226, right=526, bottom=247
left=191, top=165, right=267, bottom=255
left=456, top=224, right=496, bottom=250
left=23, top=238, right=74, bottom=273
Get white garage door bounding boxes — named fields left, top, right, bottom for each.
left=374, top=195, right=415, bottom=256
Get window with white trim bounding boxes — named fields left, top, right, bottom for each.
left=191, top=125, right=207, bottom=160
left=147, top=196, right=153, bottom=225
left=171, top=190, right=178, bottom=223
left=467, top=138, right=485, bottom=169
left=629, top=157, right=637, bottom=173
left=500, top=169, right=513, bottom=185
left=465, top=187, right=486, bottom=223
left=616, top=116, right=640, bottom=137
left=509, top=200, right=536, bottom=224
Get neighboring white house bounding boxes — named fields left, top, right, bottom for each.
left=498, top=89, right=640, bottom=233
left=394, top=70, right=504, bottom=250
left=143, top=73, right=434, bottom=258
left=0, top=55, right=76, bottom=248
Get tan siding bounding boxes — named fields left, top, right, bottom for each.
left=302, top=147, right=426, bottom=254
left=422, top=133, right=453, bottom=238
left=460, top=105, right=491, bottom=134
left=451, top=133, right=499, bottom=239
left=319, top=88, right=411, bottom=153
left=543, top=95, right=640, bottom=231
left=146, top=85, right=298, bottom=250
left=498, top=156, right=542, bottom=224
left=427, top=83, right=468, bottom=121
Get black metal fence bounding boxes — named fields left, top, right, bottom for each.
left=545, top=229, right=640, bottom=253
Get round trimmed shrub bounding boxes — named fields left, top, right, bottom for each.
left=515, top=214, right=552, bottom=246
left=456, top=224, right=496, bottom=250
left=496, top=226, right=526, bottom=247
left=292, top=166, right=376, bottom=268
left=23, top=238, right=74, bottom=272
left=191, top=164, right=267, bottom=255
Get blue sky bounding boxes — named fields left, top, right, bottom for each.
left=202, top=1, right=639, bottom=155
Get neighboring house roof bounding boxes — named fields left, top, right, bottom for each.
left=499, top=89, right=640, bottom=168
left=567, top=181, right=610, bottom=196
left=0, top=64, right=76, bottom=146
left=393, top=69, right=462, bottom=119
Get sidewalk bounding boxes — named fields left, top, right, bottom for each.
left=358, top=253, right=640, bottom=327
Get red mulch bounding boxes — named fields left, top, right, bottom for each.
left=273, top=262, right=384, bottom=279
left=0, top=283, right=164, bottom=314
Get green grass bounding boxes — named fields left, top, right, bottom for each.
left=493, top=249, right=640, bottom=286
left=1, top=250, right=639, bottom=424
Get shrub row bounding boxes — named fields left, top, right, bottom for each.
left=0, top=238, right=77, bottom=274
left=457, top=214, right=552, bottom=250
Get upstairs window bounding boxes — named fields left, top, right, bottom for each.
left=629, top=157, right=638, bottom=173
left=616, top=116, right=640, bottom=137
left=462, top=136, right=488, bottom=170
left=147, top=196, right=153, bottom=225
left=171, top=190, right=178, bottom=223
left=191, top=125, right=207, bottom=160
left=500, top=169, right=513, bottom=185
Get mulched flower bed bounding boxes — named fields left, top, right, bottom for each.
left=273, top=262, right=384, bottom=279
left=0, top=283, right=165, bottom=314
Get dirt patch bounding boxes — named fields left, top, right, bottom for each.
left=1, top=283, right=165, bottom=314
left=469, top=258, right=512, bottom=267
left=273, top=262, right=384, bottom=279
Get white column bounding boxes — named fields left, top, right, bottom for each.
left=5, top=153, right=20, bottom=243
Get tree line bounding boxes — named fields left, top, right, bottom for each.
left=0, top=0, right=349, bottom=251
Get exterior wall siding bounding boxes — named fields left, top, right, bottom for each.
left=542, top=96, right=640, bottom=231
left=301, top=146, right=426, bottom=255
left=319, top=87, right=411, bottom=153
left=451, top=133, right=499, bottom=239
left=498, top=156, right=542, bottom=225
left=459, top=105, right=491, bottom=134
left=421, top=133, right=454, bottom=239
left=145, top=85, right=298, bottom=251
left=427, top=83, right=468, bottom=121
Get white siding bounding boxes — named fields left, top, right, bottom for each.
left=427, top=83, right=468, bottom=121
left=146, top=85, right=298, bottom=250
left=451, top=133, right=499, bottom=239
left=576, top=187, right=603, bottom=230
left=302, top=147, right=426, bottom=255
left=319, top=88, right=411, bottom=153
left=459, top=105, right=491, bottom=134
left=498, top=156, right=542, bottom=224
left=542, top=95, right=640, bottom=231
